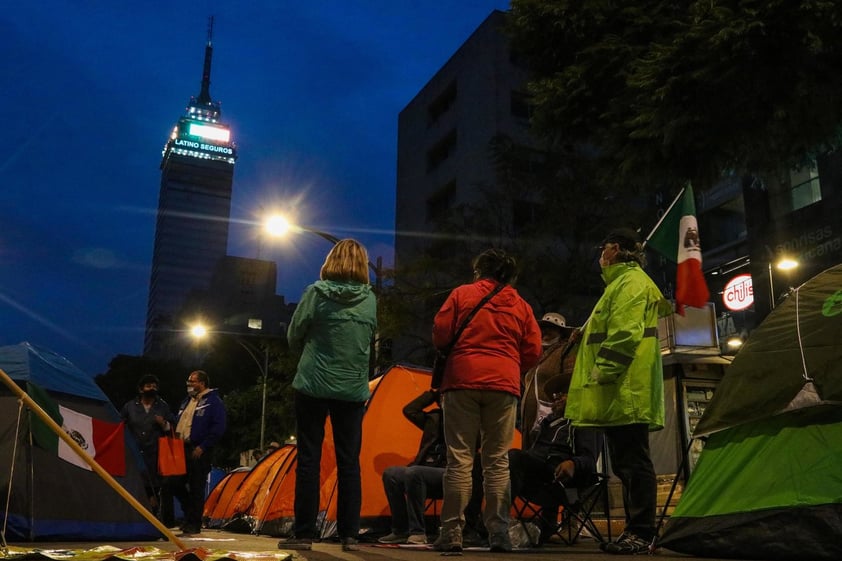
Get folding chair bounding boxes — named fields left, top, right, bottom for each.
left=513, top=471, right=611, bottom=547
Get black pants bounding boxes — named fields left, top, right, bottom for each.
left=168, top=445, right=211, bottom=532
left=293, top=390, right=365, bottom=540
left=604, top=423, right=657, bottom=540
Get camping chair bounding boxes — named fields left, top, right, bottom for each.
left=513, top=471, right=611, bottom=547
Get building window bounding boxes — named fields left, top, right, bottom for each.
left=428, top=81, right=457, bottom=127
left=769, top=164, right=822, bottom=218
left=427, top=180, right=456, bottom=223
left=426, top=129, right=457, bottom=172
left=698, top=195, right=747, bottom=250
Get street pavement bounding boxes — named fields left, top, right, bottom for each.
left=3, top=529, right=758, bottom=561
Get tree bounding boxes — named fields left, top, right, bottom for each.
left=507, top=0, right=842, bottom=190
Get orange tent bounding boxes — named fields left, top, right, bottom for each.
left=202, top=445, right=296, bottom=531
left=204, top=466, right=251, bottom=529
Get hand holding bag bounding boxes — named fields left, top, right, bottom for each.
left=431, top=283, right=504, bottom=389
left=158, top=430, right=187, bottom=476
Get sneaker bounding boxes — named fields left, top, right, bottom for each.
left=178, top=526, right=200, bottom=536
left=407, top=533, right=428, bottom=545
left=341, top=537, right=359, bottom=551
left=489, top=532, right=513, bottom=552
left=601, top=532, right=652, bottom=555
left=433, top=526, right=462, bottom=552
left=378, top=532, right=409, bottom=544
left=277, top=537, right=313, bottom=551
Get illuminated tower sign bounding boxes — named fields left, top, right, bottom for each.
left=145, top=17, right=237, bottom=358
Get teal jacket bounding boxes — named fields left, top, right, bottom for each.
left=288, top=279, right=377, bottom=402
left=566, top=262, right=672, bottom=430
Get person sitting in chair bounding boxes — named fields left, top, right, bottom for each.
left=509, top=373, right=603, bottom=544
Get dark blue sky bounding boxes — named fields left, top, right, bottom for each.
left=1, top=2, right=509, bottom=375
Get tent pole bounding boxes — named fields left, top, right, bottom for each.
left=0, top=368, right=187, bottom=550
left=652, top=437, right=695, bottom=550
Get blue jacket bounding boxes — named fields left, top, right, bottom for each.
left=177, top=388, right=227, bottom=451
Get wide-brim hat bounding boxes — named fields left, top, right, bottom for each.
left=538, top=312, right=577, bottom=332
left=543, top=372, right=573, bottom=398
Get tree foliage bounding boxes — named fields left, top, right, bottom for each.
left=507, top=0, right=842, bottom=189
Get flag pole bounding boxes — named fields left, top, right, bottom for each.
left=0, top=367, right=187, bottom=550
left=642, top=186, right=686, bottom=248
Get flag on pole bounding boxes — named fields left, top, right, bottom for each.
left=646, top=184, right=710, bottom=315
left=27, top=382, right=126, bottom=476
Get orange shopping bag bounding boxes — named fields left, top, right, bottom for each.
left=158, top=432, right=186, bottom=476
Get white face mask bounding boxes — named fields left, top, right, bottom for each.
left=187, top=387, right=199, bottom=398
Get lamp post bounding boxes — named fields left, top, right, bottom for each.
left=264, top=215, right=383, bottom=291
left=190, top=323, right=271, bottom=451
left=768, top=257, right=799, bottom=309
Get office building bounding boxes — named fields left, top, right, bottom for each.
left=144, top=23, right=237, bottom=357
left=394, top=10, right=536, bottom=363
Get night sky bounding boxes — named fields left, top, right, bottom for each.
left=1, top=2, right=510, bottom=375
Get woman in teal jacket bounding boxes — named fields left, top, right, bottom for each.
left=566, top=228, right=671, bottom=555
left=281, top=239, right=377, bottom=552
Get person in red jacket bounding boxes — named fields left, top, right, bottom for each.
left=431, top=248, right=542, bottom=552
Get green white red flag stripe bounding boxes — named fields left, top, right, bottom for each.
left=645, top=184, right=710, bottom=315
left=27, top=382, right=126, bottom=476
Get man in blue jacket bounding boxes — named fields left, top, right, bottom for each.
left=171, top=369, right=227, bottom=535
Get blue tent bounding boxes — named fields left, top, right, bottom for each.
left=0, top=342, right=158, bottom=541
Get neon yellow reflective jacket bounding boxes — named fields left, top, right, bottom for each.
left=566, top=262, right=672, bottom=430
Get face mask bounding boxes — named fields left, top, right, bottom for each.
left=142, top=389, right=157, bottom=398
left=187, top=387, right=198, bottom=397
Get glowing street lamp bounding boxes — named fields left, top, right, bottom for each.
left=190, top=322, right=271, bottom=451
left=263, top=213, right=382, bottom=291
left=768, top=256, right=799, bottom=309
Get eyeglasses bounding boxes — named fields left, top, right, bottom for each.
left=186, top=379, right=199, bottom=385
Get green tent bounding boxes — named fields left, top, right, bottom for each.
left=660, top=263, right=842, bottom=560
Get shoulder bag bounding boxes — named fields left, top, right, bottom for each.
left=431, top=283, right=504, bottom=389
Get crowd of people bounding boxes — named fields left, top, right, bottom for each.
left=276, top=229, right=669, bottom=555
left=120, top=227, right=670, bottom=555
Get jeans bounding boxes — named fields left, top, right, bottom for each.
left=441, top=389, right=517, bottom=537
left=293, top=390, right=365, bottom=539
left=605, top=423, right=657, bottom=540
left=382, top=465, right=444, bottom=535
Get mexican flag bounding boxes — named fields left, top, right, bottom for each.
left=646, top=184, right=710, bottom=315
left=27, top=382, right=126, bottom=476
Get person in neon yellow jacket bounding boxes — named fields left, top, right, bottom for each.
left=566, top=228, right=672, bottom=555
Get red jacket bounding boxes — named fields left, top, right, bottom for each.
left=433, top=279, right=542, bottom=397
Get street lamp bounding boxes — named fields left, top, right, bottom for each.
left=190, top=323, right=271, bottom=451
left=768, top=257, right=799, bottom=309
left=264, top=215, right=382, bottom=291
